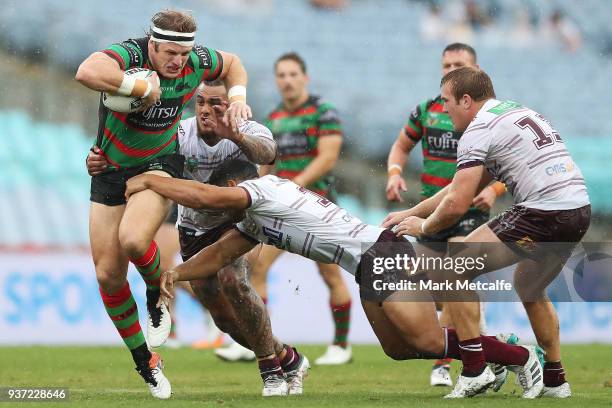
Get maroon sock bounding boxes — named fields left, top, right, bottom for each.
left=480, top=335, right=529, bottom=366
left=459, top=337, right=486, bottom=377
left=445, top=329, right=528, bottom=366
left=258, top=356, right=283, bottom=380
left=279, top=344, right=301, bottom=372
left=543, top=361, right=566, bottom=387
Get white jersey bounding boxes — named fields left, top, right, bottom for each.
left=457, top=99, right=589, bottom=211
left=236, top=175, right=385, bottom=275
left=177, top=117, right=274, bottom=234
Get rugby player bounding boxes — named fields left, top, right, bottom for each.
left=75, top=9, right=251, bottom=398
left=386, top=67, right=590, bottom=398
left=88, top=81, right=309, bottom=397
left=124, top=159, right=544, bottom=399
left=248, top=52, right=352, bottom=365
left=385, top=43, right=505, bottom=386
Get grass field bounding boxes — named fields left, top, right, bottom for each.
left=1, top=345, right=611, bottom=407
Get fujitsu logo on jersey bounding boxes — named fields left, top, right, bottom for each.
left=142, top=100, right=180, bottom=121
left=428, top=132, right=459, bottom=151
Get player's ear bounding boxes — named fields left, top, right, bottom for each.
left=227, top=179, right=238, bottom=187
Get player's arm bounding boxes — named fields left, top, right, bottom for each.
left=211, top=115, right=277, bottom=165
left=160, top=229, right=257, bottom=299
left=394, top=165, right=492, bottom=236
left=293, top=135, right=342, bottom=187
left=215, top=51, right=252, bottom=125
left=125, top=174, right=250, bottom=210
left=386, top=129, right=418, bottom=202
left=382, top=183, right=450, bottom=228
left=75, top=52, right=159, bottom=106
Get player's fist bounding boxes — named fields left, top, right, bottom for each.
left=473, top=185, right=497, bottom=211
left=86, top=146, right=108, bottom=176
left=140, top=72, right=161, bottom=111
left=386, top=174, right=408, bottom=202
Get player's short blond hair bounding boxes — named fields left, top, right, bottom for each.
left=441, top=67, right=495, bottom=103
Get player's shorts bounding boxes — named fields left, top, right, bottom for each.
left=90, top=154, right=184, bottom=206
left=178, top=223, right=236, bottom=261
left=164, top=203, right=178, bottom=225
left=418, top=209, right=489, bottom=243
left=488, top=204, right=591, bottom=258
left=356, top=229, right=421, bottom=302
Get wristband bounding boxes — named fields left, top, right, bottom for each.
left=117, top=75, right=151, bottom=98
left=388, top=164, right=403, bottom=177
left=490, top=182, right=507, bottom=197
left=228, top=85, right=247, bottom=103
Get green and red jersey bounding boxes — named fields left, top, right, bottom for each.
left=403, top=95, right=463, bottom=198
left=97, top=37, right=223, bottom=168
left=265, top=95, right=342, bottom=197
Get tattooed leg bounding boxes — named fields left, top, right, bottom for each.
left=217, top=256, right=284, bottom=358
left=189, top=275, right=251, bottom=349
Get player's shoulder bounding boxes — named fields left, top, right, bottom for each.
left=409, top=95, right=439, bottom=120
left=310, top=95, right=337, bottom=112
left=190, top=44, right=216, bottom=68
left=238, top=120, right=273, bottom=138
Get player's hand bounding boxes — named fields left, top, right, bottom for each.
left=382, top=209, right=412, bottom=229
left=139, top=72, right=161, bottom=111
left=86, top=146, right=108, bottom=176
left=158, top=269, right=178, bottom=303
left=394, top=216, right=425, bottom=237
left=125, top=174, right=151, bottom=200
left=212, top=103, right=243, bottom=141
left=223, top=101, right=252, bottom=133
left=386, top=174, right=408, bottom=202
left=472, top=186, right=497, bottom=211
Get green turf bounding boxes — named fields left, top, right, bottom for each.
left=1, top=345, right=611, bottom=407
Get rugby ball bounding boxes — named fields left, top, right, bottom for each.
left=102, top=68, right=158, bottom=113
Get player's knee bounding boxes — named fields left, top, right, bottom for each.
left=95, top=268, right=125, bottom=294
left=118, top=228, right=150, bottom=259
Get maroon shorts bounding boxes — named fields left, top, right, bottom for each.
left=488, top=204, right=591, bottom=258
left=178, top=223, right=236, bottom=261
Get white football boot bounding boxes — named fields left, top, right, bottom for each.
left=136, top=352, right=172, bottom=399
left=286, top=354, right=310, bottom=395
left=214, top=341, right=256, bottom=362
left=510, top=345, right=544, bottom=399
left=314, top=345, right=352, bottom=365
left=430, top=365, right=453, bottom=387
left=444, top=365, right=495, bottom=398
left=262, top=374, right=289, bottom=397
left=541, top=382, right=571, bottom=398
left=147, top=300, right=172, bottom=348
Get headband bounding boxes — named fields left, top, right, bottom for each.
left=151, top=26, right=195, bottom=47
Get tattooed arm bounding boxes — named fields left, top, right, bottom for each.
left=234, top=130, right=277, bottom=165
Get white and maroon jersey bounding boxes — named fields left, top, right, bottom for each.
left=236, top=175, right=385, bottom=275
left=457, top=99, right=589, bottom=211
left=177, top=117, right=274, bottom=234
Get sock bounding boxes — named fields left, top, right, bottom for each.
left=445, top=329, right=528, bottom=367
left=458, top=336, right=486, bottom=377
left=279, top=344, right=301, bottom=372
left=130, top=241, right=161, bottom=291
left=169, top=316, right=177, bottom=339
left=331, top=301, right=351, bottom=348
left=433, top=358, right=452, bottom=368
left=543, top=361, right=566, bottom=387
left=258, top=356, right=284, bottom=380
left=100, top=282, right=150, bottom=365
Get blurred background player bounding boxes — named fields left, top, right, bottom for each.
left=246, top=52, right=352, bottom=365
left=75, top=9, right=251, bottom=398
left=385, top=42, right=506, bottom=386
